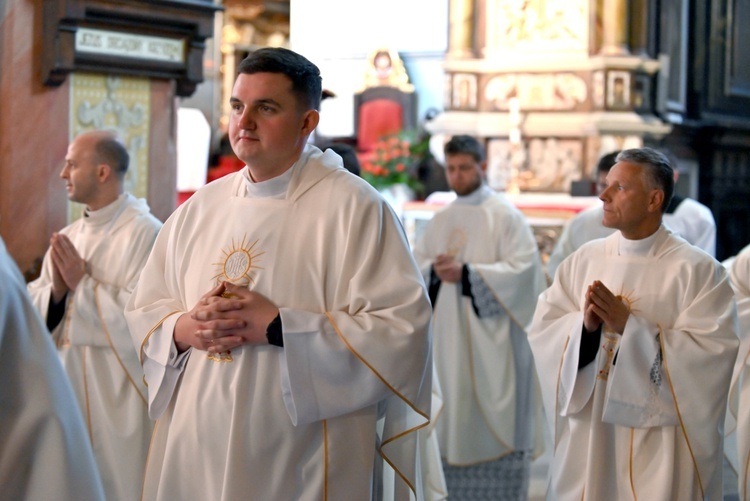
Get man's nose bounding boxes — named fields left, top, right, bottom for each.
left=237, top=109, right=256, bottom=130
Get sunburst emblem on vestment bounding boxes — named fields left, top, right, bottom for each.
left=615, top=288, right=639, bottom=314
left=446, top=228, right=467, bottom=257
left=207, top=236, right=265, bottom=363
left=211, top=235, right=264, bottom=287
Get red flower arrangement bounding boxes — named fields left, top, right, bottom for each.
left=361, top=130, right=425, bottom=191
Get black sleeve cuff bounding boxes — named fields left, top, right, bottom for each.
left=460, top=264, right=471, bottom=297
left=428, top=267, right=441, bottom=307
left=578, top=325, right=602, bottom=369
left=266, top=313, right=284, bottom=347
left=46, top=294, right=67, bottom=332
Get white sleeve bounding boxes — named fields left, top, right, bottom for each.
left=603, top=315, right=678, bottom=427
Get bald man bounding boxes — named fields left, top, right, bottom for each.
left=27, top=130, right=162, bottom=500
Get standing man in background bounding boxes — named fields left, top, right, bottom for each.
left=414, top=135, right=546, bottom=500
left=125, top=47, right=432, bottom=500
left=27, top=130, right=161, bottom=500
left=529, top=148, right=737, bottom=500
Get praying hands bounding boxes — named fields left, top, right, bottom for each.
left=49, top=232, right=86, bottom=302
left=583, top=280, right=630, bottom=334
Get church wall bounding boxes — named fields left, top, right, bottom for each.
left=0, top=0, right=181, bottom=277
left=0, top=0, right=70, bottom=276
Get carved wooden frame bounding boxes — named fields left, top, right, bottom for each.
left=42, top=0, right=221, bottom=97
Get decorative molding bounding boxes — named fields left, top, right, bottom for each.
left=42, top=0, right=221, bottom=97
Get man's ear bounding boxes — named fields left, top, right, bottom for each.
left=649, top=189, right=665, bottom=213
left=300, top=109, right=320, bottom=136
left=97, top=163, right=113, bottom=183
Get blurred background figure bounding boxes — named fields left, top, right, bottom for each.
left=414, top=135, right=546, bottom=500
left=0, top=234, right=106, bottom=501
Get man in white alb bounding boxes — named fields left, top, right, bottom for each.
left=529, top=147, right=738, bottom=500
left=414, top=135, right=546, bottom=500
left=726, top=243, right=750, bottom=499
left=124, top=47, right=432, bottom=501
left=546, top=150, right=717, bottom=280
left=27, top=130, right=161, bottom=500
left=1, top=235, right=105, bottom=501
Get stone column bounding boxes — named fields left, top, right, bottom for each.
left=448, top=0, right=475, bottom=58
left=629, top=0, right=649, bottom=56
left=600, top=0, right=630, bottom=55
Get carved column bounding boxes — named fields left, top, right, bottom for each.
left=600, top=0, right=630, bottom=55
left=448, top=0, right=475, bottom=58
left=629, top=0, right=649, bottom=56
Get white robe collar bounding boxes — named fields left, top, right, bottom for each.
left=83, top=193, right=128, bottom=229
left=233, top=144, right=342, bottom=202
left=452, top=183, right=494, bottom=206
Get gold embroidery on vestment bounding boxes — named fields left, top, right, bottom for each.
left=211, top=235, right=264, bottom=287
left=207, top=350, right=234, bottom=363
left=446, top=228, right=467, bottom=257
left=208, top=236, right=266, bottom=364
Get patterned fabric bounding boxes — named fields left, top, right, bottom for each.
left=442, top=450, right=531, bottom=500
left=649, top=333, right=663, bottom=386
left=468, top=267, right=504, bottom=318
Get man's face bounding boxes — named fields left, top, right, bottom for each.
left=599, top=161, right=659, bottom=237
left=228, top=72, right=316, bottom=181
left=60, top=135, right=100, bottom=206
left=445, top=152, right=484, bottom=196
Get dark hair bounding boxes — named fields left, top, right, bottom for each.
left=615, top=147, right=674, bottom=213
left=597, top=150, right=621, bottom=173
left=237, top=47, right=322, bottom=111
left=444, top=135, right=485, bottom=163
left=94, top=135, right=129, bottom=178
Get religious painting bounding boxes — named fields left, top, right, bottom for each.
left=452, top=73, right=477, bottom=110
left=607, top=70, right=631, bottom=110
left=486, top=139, right=514, bottom=191
left=488, top=0, right=588, bottom=53
left=526, top=138, right=583, bottom=193
left=633, top=73, right=653, bottom=112
left=484, top=73, right=587, bottom=111
left=69, top=73, right=150, bottom=223
left=362, top=47, right=413, bottom=92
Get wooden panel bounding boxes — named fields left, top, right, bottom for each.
left=701, top=0, right=750, bottom=120
left=657, top=0, right=689, bottom=115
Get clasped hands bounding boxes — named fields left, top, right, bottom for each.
left=433, top=253, right=462, bottom=283
left=583, top=280, right=630, bottom=335
left=174, top=281, right=279, bottom=354
left=50, top=232, right=87, bottom=303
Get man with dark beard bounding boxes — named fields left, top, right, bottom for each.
left=414, top=135, right=547, bottom=500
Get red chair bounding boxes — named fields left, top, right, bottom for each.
left=354, top=86, right=417, bottom=165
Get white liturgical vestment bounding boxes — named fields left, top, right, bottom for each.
left=0, top=237, right=105, bottom=501
left=529, top=226, right=738, bottom=501
left=414, top=185, right=547, bottom=465
left=125, top=145, right=432, bottom=501
left=727, top=243, right=750, bottom=499
left=27, top=193, right=161, bottom=501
